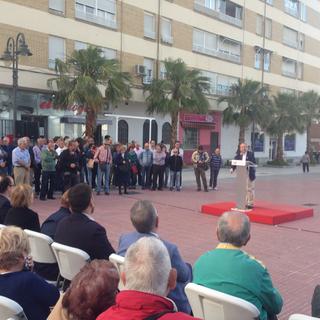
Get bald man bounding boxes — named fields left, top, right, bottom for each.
left=231, top=143, right=256, bottom=209
left=193, top=211, right=283, bottom=320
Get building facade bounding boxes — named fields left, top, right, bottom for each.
left=1, top=0, right=320, bottom=162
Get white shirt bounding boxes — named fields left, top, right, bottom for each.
left=242, top=152, right=247, bottom=162
left=134, top=148, right=143, bottom=157
left=56, top=147, right=66, bottom=156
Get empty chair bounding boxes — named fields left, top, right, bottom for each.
left=51, top=242, right=90, bottom=282
left=0, top=295, right=28, bottom=320
left=289, top=315, right=319, bottom=320
left=109, top=253, right=125, bottom=290
left=185, top=283, right=260, bottom=320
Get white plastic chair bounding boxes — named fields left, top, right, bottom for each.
left=109, top=253, right=125, bottom=290
left=185, top=283, right=260, bottom=320
left=51, top=242, right=90, bottom=282
left=0, top=296, right=28, bottom=320
left=289, top=314, right=319, bottom=320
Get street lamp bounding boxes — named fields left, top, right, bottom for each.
left=0, top=33, right=32, bottom=138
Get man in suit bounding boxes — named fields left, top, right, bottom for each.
left=193, top=211, right=283, bottom=320
left=117, top=200, right=192, bottom=314
left=54, top=183, right=115, bottom=260
left=0, top=175, right=13, bottom=223
left=231, top=143, right=256, bottom=209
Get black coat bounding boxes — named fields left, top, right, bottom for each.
left=115, top=153, right=130, bottom=184
left=168, top=155, right=183, bottom=172
left=0, top=194, right=11, bottom=224
left=57, top=150, right=80, bottom=174
left=233, top=151, right=256, bottom=181
left=4, top=207, right=40, bottom=232
left=54, top=212, right=115, bottom=260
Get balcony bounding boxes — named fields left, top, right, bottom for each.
left=75, top=8, right=117, bottom=29
left=194, top=0, right=242, bottom=28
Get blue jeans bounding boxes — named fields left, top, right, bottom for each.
left=97, top=163, right=111, bottom=193
left=170, top=171, right=181, bottom=190
left=141, top=165, right=152, bottom=188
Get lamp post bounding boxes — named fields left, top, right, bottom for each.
left=0, top=33, right=32, bottom=139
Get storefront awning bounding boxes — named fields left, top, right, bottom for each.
left=60, top=116, right=113, bottom=125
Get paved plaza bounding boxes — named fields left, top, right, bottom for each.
left=33, top=165, right=320, bottom=319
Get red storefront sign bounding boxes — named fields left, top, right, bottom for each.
left=183, top=113, right=214, bottom=123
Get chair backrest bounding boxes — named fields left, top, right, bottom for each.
left=24, top=229, right=56, bottom=264
left=51, top=242, right=90, bottom=281
left=289, top=314, right=319, bottom=320
left=0, top=295, right=28, bottom=320
left=109, top=253, right=125, bottom=290
left=185, top=283, right=260, bottom=320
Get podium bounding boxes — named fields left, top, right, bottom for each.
left=231, top=160, right=257, bottom=211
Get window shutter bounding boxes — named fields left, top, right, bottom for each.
left=193, top=29, right=204, bottom=48
left=144, top=13, right=155, bottom=38
left=256, top=15, right=262, bottom=35
left=161, top=18, right=171, bottom=38
left=49, top=0, right=65, bottom=12
left=283, top=26, right=298, bottom=47
left=48, top=36, right=65, bottom=68
left=77, top=0, right=95, bottom=7
left=97, top=0, right=116, bottom=14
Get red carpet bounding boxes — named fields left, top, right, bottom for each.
left=201, top=200, right=314, bottom=225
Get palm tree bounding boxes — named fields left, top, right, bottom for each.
left=299, top=90, right=320, bottom=154
left=265, top=92, right=304, bottom=162
left=219, top=79, right=269, bottom=145
left=144, top=59, right=210, bottom=147
left=48, top=46, right=132, bottom=137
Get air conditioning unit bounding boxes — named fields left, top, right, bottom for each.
left=135, top=64, right=146, bottom=76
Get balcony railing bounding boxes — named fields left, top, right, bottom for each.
left=75, top=8, right=117, bottom=29
left=206, top=83, right=232, bottom=96
left=194, top=0, right=242, bottom=27
left=143, top=76, right=153, bottom=84
left=193, top=45, right=241, bottom=63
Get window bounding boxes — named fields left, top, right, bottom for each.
left=49, top=0, right=65, bottom=13
left=183, top=128, right=198, bottom=150
left=300, top=2, right=307, bottom=21
left=251, top=132, right=264, bottom=152
left=160, top=62, right=166, bottom=79
left=283, top=26, right=298, bottom=48
left=216, top=74, right=237, bottom=95
left=282, top=57, right=303, bottom=79
left=284, top=133, right=296, bottom=151
left=162, top=122, right=172, bottom=144
left=100, top=47, right=117, bottom=60
left=48, top=36, right=65, bottom=69
left=75, top=0, right=117, bottom=29
left=151, top=120, right=158, bottom=142
left=193, top=29, right=217, bottom=56
left=161, top=18, right=172, bottom=44
left=256, top=15, right=272, bottom=38
left=255, top=48, right=271, bottom=71
left=118, top=120, right=128, bottom=144
left=284, top=0, right=298, bottom=17
left=75, top=41, right=88, bottom=51
left=201, top=70, right=217, bottom=95
left=266, top=0, right=273, bottom=4
left=218, top=37, right=241, bottom=62
left=143, top=58, right=154, bottom=84
left=144, top=12, right=156, bottom=39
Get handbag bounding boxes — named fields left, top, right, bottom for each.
left=99, top=162, right=107, bottom=172
left=87, top=159, right=94, bottom=169
left=131, top=164, right=138, bottom=174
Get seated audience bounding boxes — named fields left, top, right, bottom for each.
left=41, top=189, right=71, bottom=239
left=97, top=237, right=199, bottom=320
left=48, top=260, right=119, bottom=320
left=118, top=200, right=192, bottom=314
left=0, top=226, right=59, bottom=320
left=4, top=184, right=40, bottom=232
left=0, top=175, right=14, bottom=223
left=193, top=211, right=283, bottom=320
left=54, top=183, right=115, bottom=259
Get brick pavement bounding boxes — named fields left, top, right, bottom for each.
left=32, top=169, right=320, bottom=319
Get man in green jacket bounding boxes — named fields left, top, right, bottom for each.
left=193, top=211, right=283, bottom=320
left=40, top=139, right=58, bottom=201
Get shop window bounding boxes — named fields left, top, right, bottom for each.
left=118, top=120, right=128, bottom=144
left=162, top=122, right=172, bottom=144
left=284, top=133, right=296, bottom=151
left=183, top=128, right=198, bottom=150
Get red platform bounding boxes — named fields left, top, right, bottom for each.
left=201, top=200, right=314, bottom=225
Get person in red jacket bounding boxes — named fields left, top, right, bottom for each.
left=97, top=237, right=199, bottom=320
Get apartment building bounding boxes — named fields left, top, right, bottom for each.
left=1, top=0, right=320, bottom=162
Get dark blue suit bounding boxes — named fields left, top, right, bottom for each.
left=118, top=231, right=192, bottom=314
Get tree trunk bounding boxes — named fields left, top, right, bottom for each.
left=85, top=106, right=96, bottom=138
left=170, top=111, right=178, bottom=149
left=238, top=126, right=246, bottom=145
left=276, top=132, right=284, bottom=162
